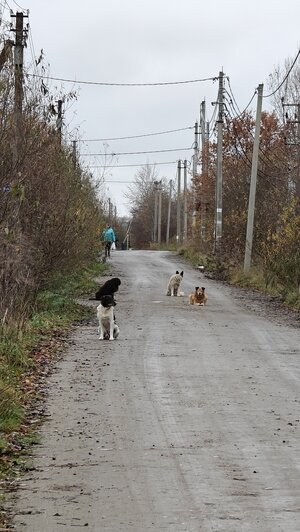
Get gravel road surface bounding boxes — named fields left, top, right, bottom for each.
left=8, top=250, right=300, bottom=531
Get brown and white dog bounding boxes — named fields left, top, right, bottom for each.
left=97, top=295, right=120, bottom=340
left=166, top=270, right=184, bottom=297
left=189, top=286, right=208, bottom=306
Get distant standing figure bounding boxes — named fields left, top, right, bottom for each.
left=102, top=224, right=116, bottom=258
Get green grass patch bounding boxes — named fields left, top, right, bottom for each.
left=0, top=259, right=106, bottom=483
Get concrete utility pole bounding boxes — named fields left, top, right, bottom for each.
left=282, top=101, right=300, bottom=205
left=12, top=11, right=27, bottom=168
left=176, top=160, right=182, bottom=244
left=215, top=70, right=224, bottom=252
left=297, top=103, right=300, bottom=201
left=200, top=101, right=207, bottom=240
left=183, top=159, right=188, bottom=241
left=244, top=83, right=264, bottom=273
left=192, top=122, right=199, bottom=235
left=193, top=122, right=199, bottom=177
left=166, top=179, right=172, bottom=244
left=157, top=181, right=162, bottom=244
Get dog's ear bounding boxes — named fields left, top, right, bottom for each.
left=176, top=270, right=179, bottom=274
left=195, top=286, right=199, bottom=291
left=180, top=271, right=184, bottom=277
left=201, top=287, right=205, bottom=291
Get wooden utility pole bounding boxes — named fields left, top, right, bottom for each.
left=166, top=179, right=172, bottom=244
left=244, top=83, right=264, bottom=272
left=183, top=159, right=188, bottom=240
left=12, top=11, right=27, bottom=168
left=215, top=71, right=224, bottom=252
left=176, top=160, right=182, bottom=244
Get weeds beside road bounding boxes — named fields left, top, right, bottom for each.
left=0, top=261, right=106, bottom=527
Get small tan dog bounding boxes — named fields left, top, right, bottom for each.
left=189, top=286, right=208, bottom=306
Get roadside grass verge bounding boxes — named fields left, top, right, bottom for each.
left=0, top=260, right=105, bottom=487
left=174, top=245, right=300, bottom=310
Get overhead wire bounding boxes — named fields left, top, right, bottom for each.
left=79, top=126, right=193, bottom=142
left=88, top=161, right=177, bottom=168
left=224, top=81, right=290, bottom=171
left=223, top=109, right=289, bottom=188
left=263, top=48, right=300, bottom=98
left=27, top=73, right=218, bottom=87
left=80, top=147, right=193, bottom=157
left=11, top=0, right=27, bottom=11
left=225, top=78, right=257, bottom=119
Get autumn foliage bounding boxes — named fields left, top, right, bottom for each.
left=0, top=61, right=104, bottom=325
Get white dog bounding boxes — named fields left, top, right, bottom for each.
left=166, top=270, right=184, bottom=297
left=97, top=295, right=120, bottom=340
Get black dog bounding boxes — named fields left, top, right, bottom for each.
left=90, top=277, right=121, bottom=300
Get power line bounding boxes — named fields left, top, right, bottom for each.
left=11, top=0, right=27, bottom=11
left=264, top=48, right=300, bottom=98
left=225, top=78, right=257, bottom=118
left=79, top=126, right=193, bottom=142
left=89, top=161, right=177, bottom=168
left=27, top=72, right=218, bottom=87
left=225, top=100, right=291, bottom=172
left=80, top=147, right=192, bottom=156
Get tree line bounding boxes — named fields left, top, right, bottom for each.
left=0, top=46, right=106, bottom=326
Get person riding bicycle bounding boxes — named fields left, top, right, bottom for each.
left=101, top=224, right=116, bottom=258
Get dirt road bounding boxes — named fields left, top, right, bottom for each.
left=8, top=251, right=300, bottom=531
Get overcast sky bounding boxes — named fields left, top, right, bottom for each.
left=2, top=0, right=300, bottom=216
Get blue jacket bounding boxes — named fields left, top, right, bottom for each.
left=102, top=227, right=116, bottom=242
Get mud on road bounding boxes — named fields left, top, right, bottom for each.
left=6, top=250, right=300, bottom=531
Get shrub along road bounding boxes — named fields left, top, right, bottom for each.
left=7, top=250, right=300, bottom=531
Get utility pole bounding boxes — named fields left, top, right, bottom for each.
left=157, top=181, right=162, bottom=244
left=192, top=122, right=199, bottom=234
left=200, top=101, right=206, bottom=241
left=297, top=103, right=300, bottom=201
left=283, top=102, right=300, bottom=201
left=72, top=140, right=77, bottom=167
left=193, top=122, right=199, bottom=177
left=176, top=160, right=182, bottom=244
left=183, top=159, right=188, bottom=240
left=11, top=11, right=27, bottom=168
left=215, top=70, right=224, bottom=252
left=202, top=119, right=210, bottom=239
left=244, top=83, right=264, bottom=272
left=166, top=179, right=172, bottom=244
left=153, top=181, right=159, bottom=242
left=57, top=99, right=63, bottom=145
